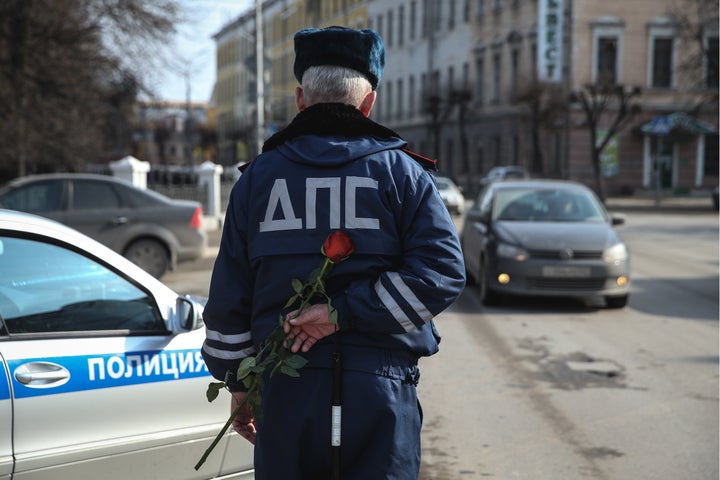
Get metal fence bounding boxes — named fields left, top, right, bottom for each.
left=85, top=163, right=236, bottom=215
left=150, top=184, right=208, bottom=211
left=150, top=181, right=236, bottom=215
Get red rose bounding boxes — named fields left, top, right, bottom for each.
left=322, top=231, right=355, bottom=264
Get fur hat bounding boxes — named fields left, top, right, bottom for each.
left=293, top=26, right=385, bottom=90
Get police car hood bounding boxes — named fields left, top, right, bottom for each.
left=276, top=134, right=407, bottom=168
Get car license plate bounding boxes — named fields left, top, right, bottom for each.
left=542, top=266, right=591, bottom=277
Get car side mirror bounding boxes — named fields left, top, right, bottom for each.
left=610, top=213, right=626, bottom=226
left=174, top=295, right=204, bottom=332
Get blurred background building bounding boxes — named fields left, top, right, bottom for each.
left=212, top=0, right=718, bottom=197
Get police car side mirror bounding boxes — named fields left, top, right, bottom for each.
left=174, top=295, right=204, bottom=332
left=610, top=213, right=626, bottom=226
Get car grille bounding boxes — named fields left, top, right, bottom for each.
left=527, top=277, right=606, bottom=290
left=528, top=249, right=603, bottom=260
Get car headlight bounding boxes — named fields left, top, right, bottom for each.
left=497, top=243, right=528, bottom=261
left=603, top=243, right=629, bottom=263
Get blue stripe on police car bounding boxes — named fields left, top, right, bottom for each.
left=7, top=349, right=209, bottom=398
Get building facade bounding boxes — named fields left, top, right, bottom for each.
left=132, top=100, right=209, bottom=169
left=214, top=0, right=718, bottom=195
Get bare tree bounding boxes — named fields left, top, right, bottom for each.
left=513, top=80, right=568, bottom=176
left=422, top=84, right=473, bottom=165
left=0, top=0, right=179, bottom=182
left=571, top=84, right=642, bottom=202
left=668, top=0, right=719, bottom=101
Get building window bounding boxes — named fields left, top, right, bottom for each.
left=475, top=56, right=485, bottom=106
left=704, top=134, right=719, bottom=176
left=446, top=139, right=455, bottom=177
left=597, top=37, right=618, bottom=84
left=410, top=1, right=417, bottom=40
left=477, top=0, right=485, bottom=19
left=477, top=143, right=486, bottom=175
left=512, top=135, right=520, bottom=165
left=647, top=17, right=675, bottom=88
left=387, top=10, right=394, bottom=47
left=511, top=48, right=520, bottom=97
left=376, top=14, right=383, bottom=40
left=385, top=82, right=393, bottom=120
left=422, top=0, right=428, bottom=37
left=464, top=0, right=470, bottom=23
left=650, top=37, right=673, bottom=88
left=492, top=52, right=501, bottom=103
left=409, top=76, right=416, bottom=116
left=493, top=0, right=502, bottom=13
left=449, top=0, right=456, bottom=29
left=592, top=17, right=624, bottom=85
left=431, top=69, right=440, bottom=96
left=397, top=78, right=404, bottom=119
left=531, top=41, right=537, bottom=81
left=398, top=5, right=405, bottom=46
left=705, top=35, right=719, bottom=89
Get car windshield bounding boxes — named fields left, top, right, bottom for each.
left=0, top=236, right=165, bottom=333
left=435, top=179, right=453, bottom=191
left=493, top=187, right=606, bottom=222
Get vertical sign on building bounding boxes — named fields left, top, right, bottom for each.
left=537, top=0, right=564, bottom=82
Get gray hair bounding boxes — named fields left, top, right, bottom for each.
left=301, top=65, right=373, bottom=107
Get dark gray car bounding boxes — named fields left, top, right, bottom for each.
left=0, top=174, right=206, bottom=278
left=461, top=180, right=630, bottom=308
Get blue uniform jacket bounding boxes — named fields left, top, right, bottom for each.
left=202, top=104, right=465, bottom=390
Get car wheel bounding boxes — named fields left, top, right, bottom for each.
left=124, top=239, right=170, bottom=278
left=479, top=257, right=502, bottom=306
left=605, top=295, right=628, bottom=309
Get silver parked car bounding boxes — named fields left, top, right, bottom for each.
left=478, top=165, right=531, bottom=188
left=0, top=173, right=207, bottom=278
left=435, top=176, right=465, bottom=215
left=0, top=209, right=254, bottom=479
left=461, top=180, right=630, bottom=308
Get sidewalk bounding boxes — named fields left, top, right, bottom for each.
left=605, top=194, right=716, bottom=213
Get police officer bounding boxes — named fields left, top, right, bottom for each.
left=202, top=26, right=465, bottom=480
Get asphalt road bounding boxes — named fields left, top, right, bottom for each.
left=164, top=209, right=719, bottom=480
left=417, top=210, right=719, bottom=480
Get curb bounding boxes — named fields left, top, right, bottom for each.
left=605, top=197, right=716, bottom=213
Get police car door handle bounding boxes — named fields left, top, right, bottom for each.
left=112, top=216, right=128, bottom=225
left=14, top=362, right=70, bottom=387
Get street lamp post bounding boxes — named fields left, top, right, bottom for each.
left=255, top=0, right=264, bottom=158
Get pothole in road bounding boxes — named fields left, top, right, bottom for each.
left=517, top=338, right=628, bottom=390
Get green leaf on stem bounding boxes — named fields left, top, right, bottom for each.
left=236, top=356, right=256, bottom=380
left=307, top=267, right=321, bottom=284
left=284, top=354, right=309, bottom=369
left=284, top=293, right=300, bottom=308
left=291, top=278, right=303, bottom=293
left=280, top=365, right=301, bottom=377
left=206, top=382, right=226, bottom=402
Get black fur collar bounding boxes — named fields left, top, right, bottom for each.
left=261, top=103, right=402, bottom=153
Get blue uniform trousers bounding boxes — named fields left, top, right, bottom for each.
left=253, top=346, right=423, bottom=480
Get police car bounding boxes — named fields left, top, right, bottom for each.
left=0, top=209, right=253, bottom=479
